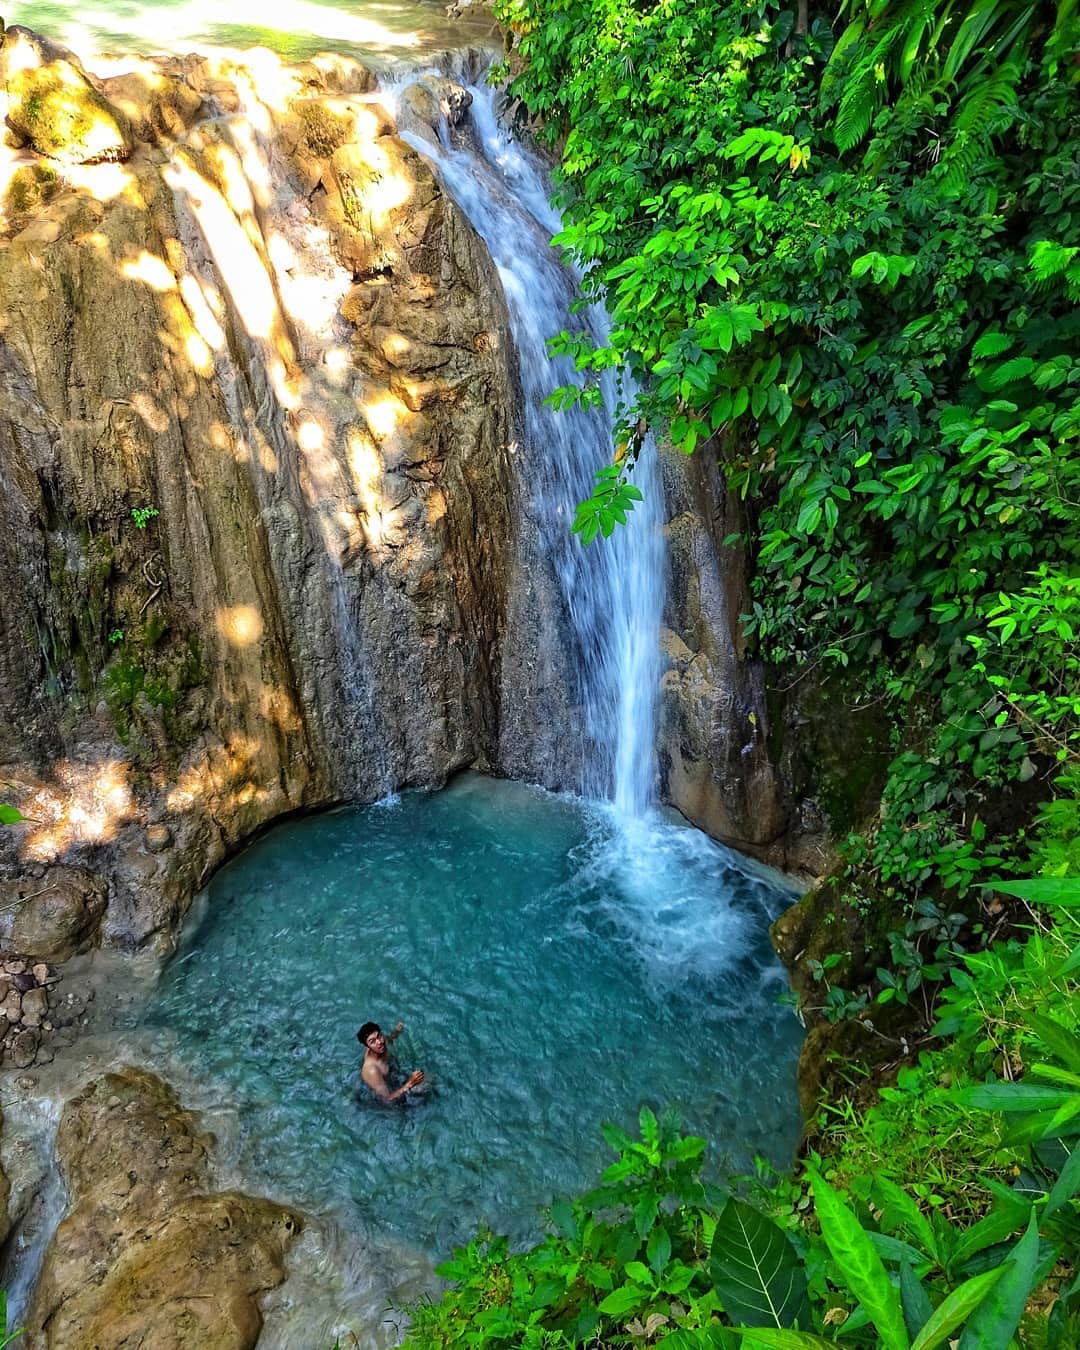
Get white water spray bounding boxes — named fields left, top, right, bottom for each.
left=401, top=83, right=666, bottom=817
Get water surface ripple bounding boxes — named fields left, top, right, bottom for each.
left=137, top=775, right=803, bottom=1267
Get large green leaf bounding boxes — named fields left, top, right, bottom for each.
left=1026, top=1013, right=1080, bottom=1074
left=951, top=1192, right=1030, bottom=1269
left=873, top=1177, right=939, bottom=1261
left=869, top=1231, right=932, bottom=1271
left=728, top=1331, right=836, bottom=1349
left=1046, top=1140, right=1080, bottom=1216
left=809, top=1170, right=910, bottom=1350
left=0, top=804, right=26, bottom=826
left=597, top=1283, right=646, bottom=1317
left=987, top=877, right=1080, bottom=907
left=1056, top=939, right=1080, bottom=979
left=709, top=1197, right=809, bottom=1329
left=1004, top=1096, right=1080, bottom=1144
left=910, top=1266, right=1006, bottom=1350
left=900, top=1261, right=933, bottom=1341
left=957, top=1213, right=1042, bottom=1349
left=956, top=1082, right=1077, bottom=1112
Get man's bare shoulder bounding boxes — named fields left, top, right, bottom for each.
left=361, top=1055, right=389, bottom=1087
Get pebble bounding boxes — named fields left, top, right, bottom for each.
left=145, top=824, right=173, bottom=853
left=0, top=949, right=62, bottom=1069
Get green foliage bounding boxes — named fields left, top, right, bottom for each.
left=0, top=1292, right=23, bottom=1348
left=573, top=463, right=643, bottom=544
left=405, top=1093, right=1077, bottom=1348
left=107, top=628, right=124, bottom=645
left=0, top=805, right=28, bottom=827
left=496, top=0, right=1080, bottom=898
left=709, top=1196, right=808, bottom=1327
left=130, top=504, right=158, bottom=530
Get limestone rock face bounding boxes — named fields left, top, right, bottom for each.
left=1, top=27, right=134, bottom=164
left=657, top=447, right=786, bottom=855
left=25, top=1068, right=301, bottom=1350
left=0, top=38, right=516, bottom=951
left=0, top=1104, right=8, bottom=1250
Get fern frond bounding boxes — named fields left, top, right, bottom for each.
left=1030, top=240, right=1080, bottom=284
left=831, top=0, right=937, bottom=151
left=933, top=61, right=1019, bottom=190
left=986, top=355, right=1037, bottom=389
left=955, top=61, right=1020, bottom=134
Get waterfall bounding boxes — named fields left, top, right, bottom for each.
left=400, top=82, right=666, bottom=817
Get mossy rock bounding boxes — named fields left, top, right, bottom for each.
left=767, top=663, right=893, bottom=840
left=2, top=161, right=60, bottom=220
left=8, top=60, right=133, bottom=164
left=293, top=97, right=355, bottom=158
left=771, top=870, right=900, bottom=1013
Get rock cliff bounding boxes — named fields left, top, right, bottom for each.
left=0, top=25, right=802, bottom=963
left=0, top=34, right=517, bottom=953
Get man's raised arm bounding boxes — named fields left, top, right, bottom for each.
left=368, top=1068, right=424, bottom=1102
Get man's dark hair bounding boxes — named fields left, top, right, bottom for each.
left=358, top=1021, right=381, bottom=1045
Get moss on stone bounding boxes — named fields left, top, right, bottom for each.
left=295, top=98, right=354, bottom=158
left=2, top=162, right=59, bottom=219
left=102, top=658, right=145, bottom=715
left=768, top=663, right=893, bottom=839
left=8, top=62, right=132, bottom=164
left=142, top=613, right=168, bottom=646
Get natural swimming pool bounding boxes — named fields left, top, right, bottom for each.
left=135, top=775, right=803, bottom=1265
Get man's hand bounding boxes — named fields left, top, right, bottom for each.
left=405, top=1069, right=424, bottom=1089
left=388, top=1020, right=405, bottom=1042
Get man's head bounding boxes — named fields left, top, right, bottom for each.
left=358, top=1021, right=385, bottom=1053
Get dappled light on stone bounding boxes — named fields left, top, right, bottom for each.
left=347, top=425, right=389, bottom=553
left=165, top=152, right=282, bottom=350
left=119, top=248, right=175, bottom=291
left=21, top=760, right=136, bottom=862
left=216, top=604, right=265, bottom=649
left=164, top=734, right=265, bottom=816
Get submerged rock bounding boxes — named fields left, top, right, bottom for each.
left=25, top=1068, right=301, bottom=1349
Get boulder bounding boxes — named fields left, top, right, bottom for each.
left=397, top=77, right=473, bottom=148
left=0, top=868, right=107, bottom=962
left=26, top=1069, right=301, bottom=1350
left=1, top=162, right=61, bottom=226
left=2, top=28, right=133, bottom=164
left=98, top=64, right=203, bottom=144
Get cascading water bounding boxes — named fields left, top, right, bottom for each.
left=399, top=83, right=666, bottom=816
left=0, top=37, right=803, bottom=1348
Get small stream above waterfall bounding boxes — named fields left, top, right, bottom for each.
left=4, top=0, right=499, bottom=64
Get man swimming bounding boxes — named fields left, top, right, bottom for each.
left=358, top=1019, right=425, bottom=1103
